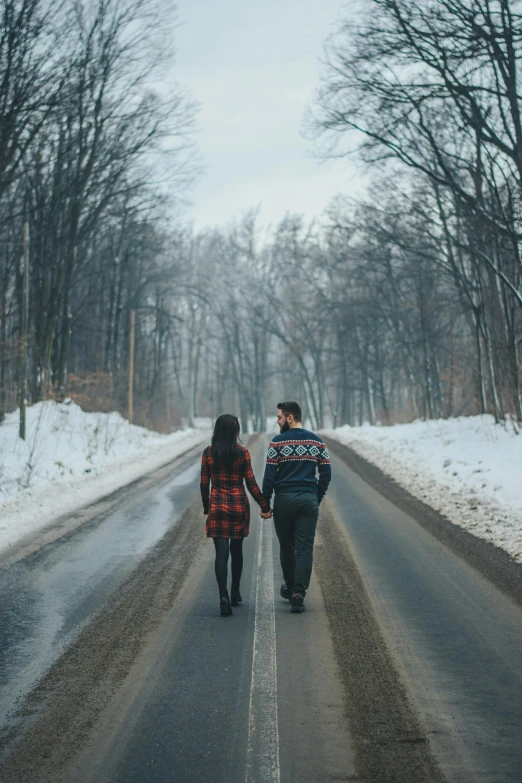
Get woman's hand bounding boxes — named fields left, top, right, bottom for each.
left=260, top=509, right=273, bottom=519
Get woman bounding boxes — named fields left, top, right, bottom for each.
left=200, top=414, right=271, bottom=616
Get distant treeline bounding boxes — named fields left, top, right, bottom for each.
left=1, top=0, right=521, bottom=430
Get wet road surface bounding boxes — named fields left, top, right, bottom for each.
left=0, top=453, right=201, bottom=727
left=1, top=435, right=521, bottom=783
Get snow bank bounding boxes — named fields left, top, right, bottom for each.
left=323, top=416, right=522, bottom=562
left=0, top=400, right=209, bottom=555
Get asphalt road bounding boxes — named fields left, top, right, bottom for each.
left=0, top=447, right=203, bottom=733
left=0, top=435, right=521, bottom=783
left=55, top=437, right=355, bottom=783
left=321, top=444, right=522, bottom=783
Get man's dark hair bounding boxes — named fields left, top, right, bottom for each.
left=277, top=401, right=302, bottom=421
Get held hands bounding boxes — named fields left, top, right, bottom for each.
left=260, top=509, right=273, bottom=519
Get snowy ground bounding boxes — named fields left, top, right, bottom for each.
left=323, top=416, right=522, bottom=563
left=0, top=400, right=209, bottom=556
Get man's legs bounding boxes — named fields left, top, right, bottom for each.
left=292, top=493, right=319, bottom=598
left=273, top=494, right=298, bottom=591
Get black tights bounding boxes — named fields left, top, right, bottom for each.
left=213, top=537, right=244, bottom=597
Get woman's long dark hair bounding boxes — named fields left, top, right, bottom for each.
left=211, top=414, right=241, bottom=467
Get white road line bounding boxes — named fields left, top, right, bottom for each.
left=246, top=521, right=281, bottom=783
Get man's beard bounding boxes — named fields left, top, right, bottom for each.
left=279, top=420, right=290, bottom=433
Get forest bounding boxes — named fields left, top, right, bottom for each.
left=1, top=0, right=521, bottom=432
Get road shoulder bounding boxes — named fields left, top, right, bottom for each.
left=325, top=437, right=522, bottom=608
left=0, top=501, right=206, bottom=782
left=315, top=500, right=445, bottom=783
left=0, top=442, right=205, bottom=570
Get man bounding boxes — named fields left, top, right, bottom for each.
left=261, top=401, right=331, bottom=613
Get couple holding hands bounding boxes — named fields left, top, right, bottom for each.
left=200, top=401, right=332, bottom=616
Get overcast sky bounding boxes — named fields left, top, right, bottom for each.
left=172, top=0, right=363, bottom=231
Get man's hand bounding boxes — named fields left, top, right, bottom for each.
left=260, top=509, right=273, bottom=519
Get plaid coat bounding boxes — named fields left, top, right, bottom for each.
left=200, top=445, right=270, bottom=538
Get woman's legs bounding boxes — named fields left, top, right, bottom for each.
left=230, top=537, right=244, bottom=593
left=213, top=536, right=244, bottom=597
left=213, top=537, right=230, bottom=597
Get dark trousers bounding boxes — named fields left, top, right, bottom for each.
left=273, top=492, right=319, bottom=597
left=213, top=537, right=244, bottom=597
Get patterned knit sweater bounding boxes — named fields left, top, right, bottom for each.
left=261, top=428, right=332, bottom=503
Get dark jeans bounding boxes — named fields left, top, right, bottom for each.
left=273, top=492, right=319, bottom=597
left=213, top=537, right=244, bottom=597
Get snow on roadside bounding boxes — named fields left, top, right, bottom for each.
left=0, top=400, right=209, bottom=555
left=323, top=416, right=522, bottom=563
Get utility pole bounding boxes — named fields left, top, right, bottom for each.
left=128, top=309, right=135, bottom=424
left=165, top=374, right=170, bottom=428
left=19, top=221, right=29, bottom=440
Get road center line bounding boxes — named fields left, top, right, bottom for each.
left=246, top=520, right=280, bottom=783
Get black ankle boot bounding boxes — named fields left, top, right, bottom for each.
left=220, top=592, right=233, bottom=616
left=230, top=587, right=242, bottom=607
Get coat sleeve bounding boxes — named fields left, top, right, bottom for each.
left=244, top=450, right=271, bottom=512
left=200, top=448, right=211, bottom=514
